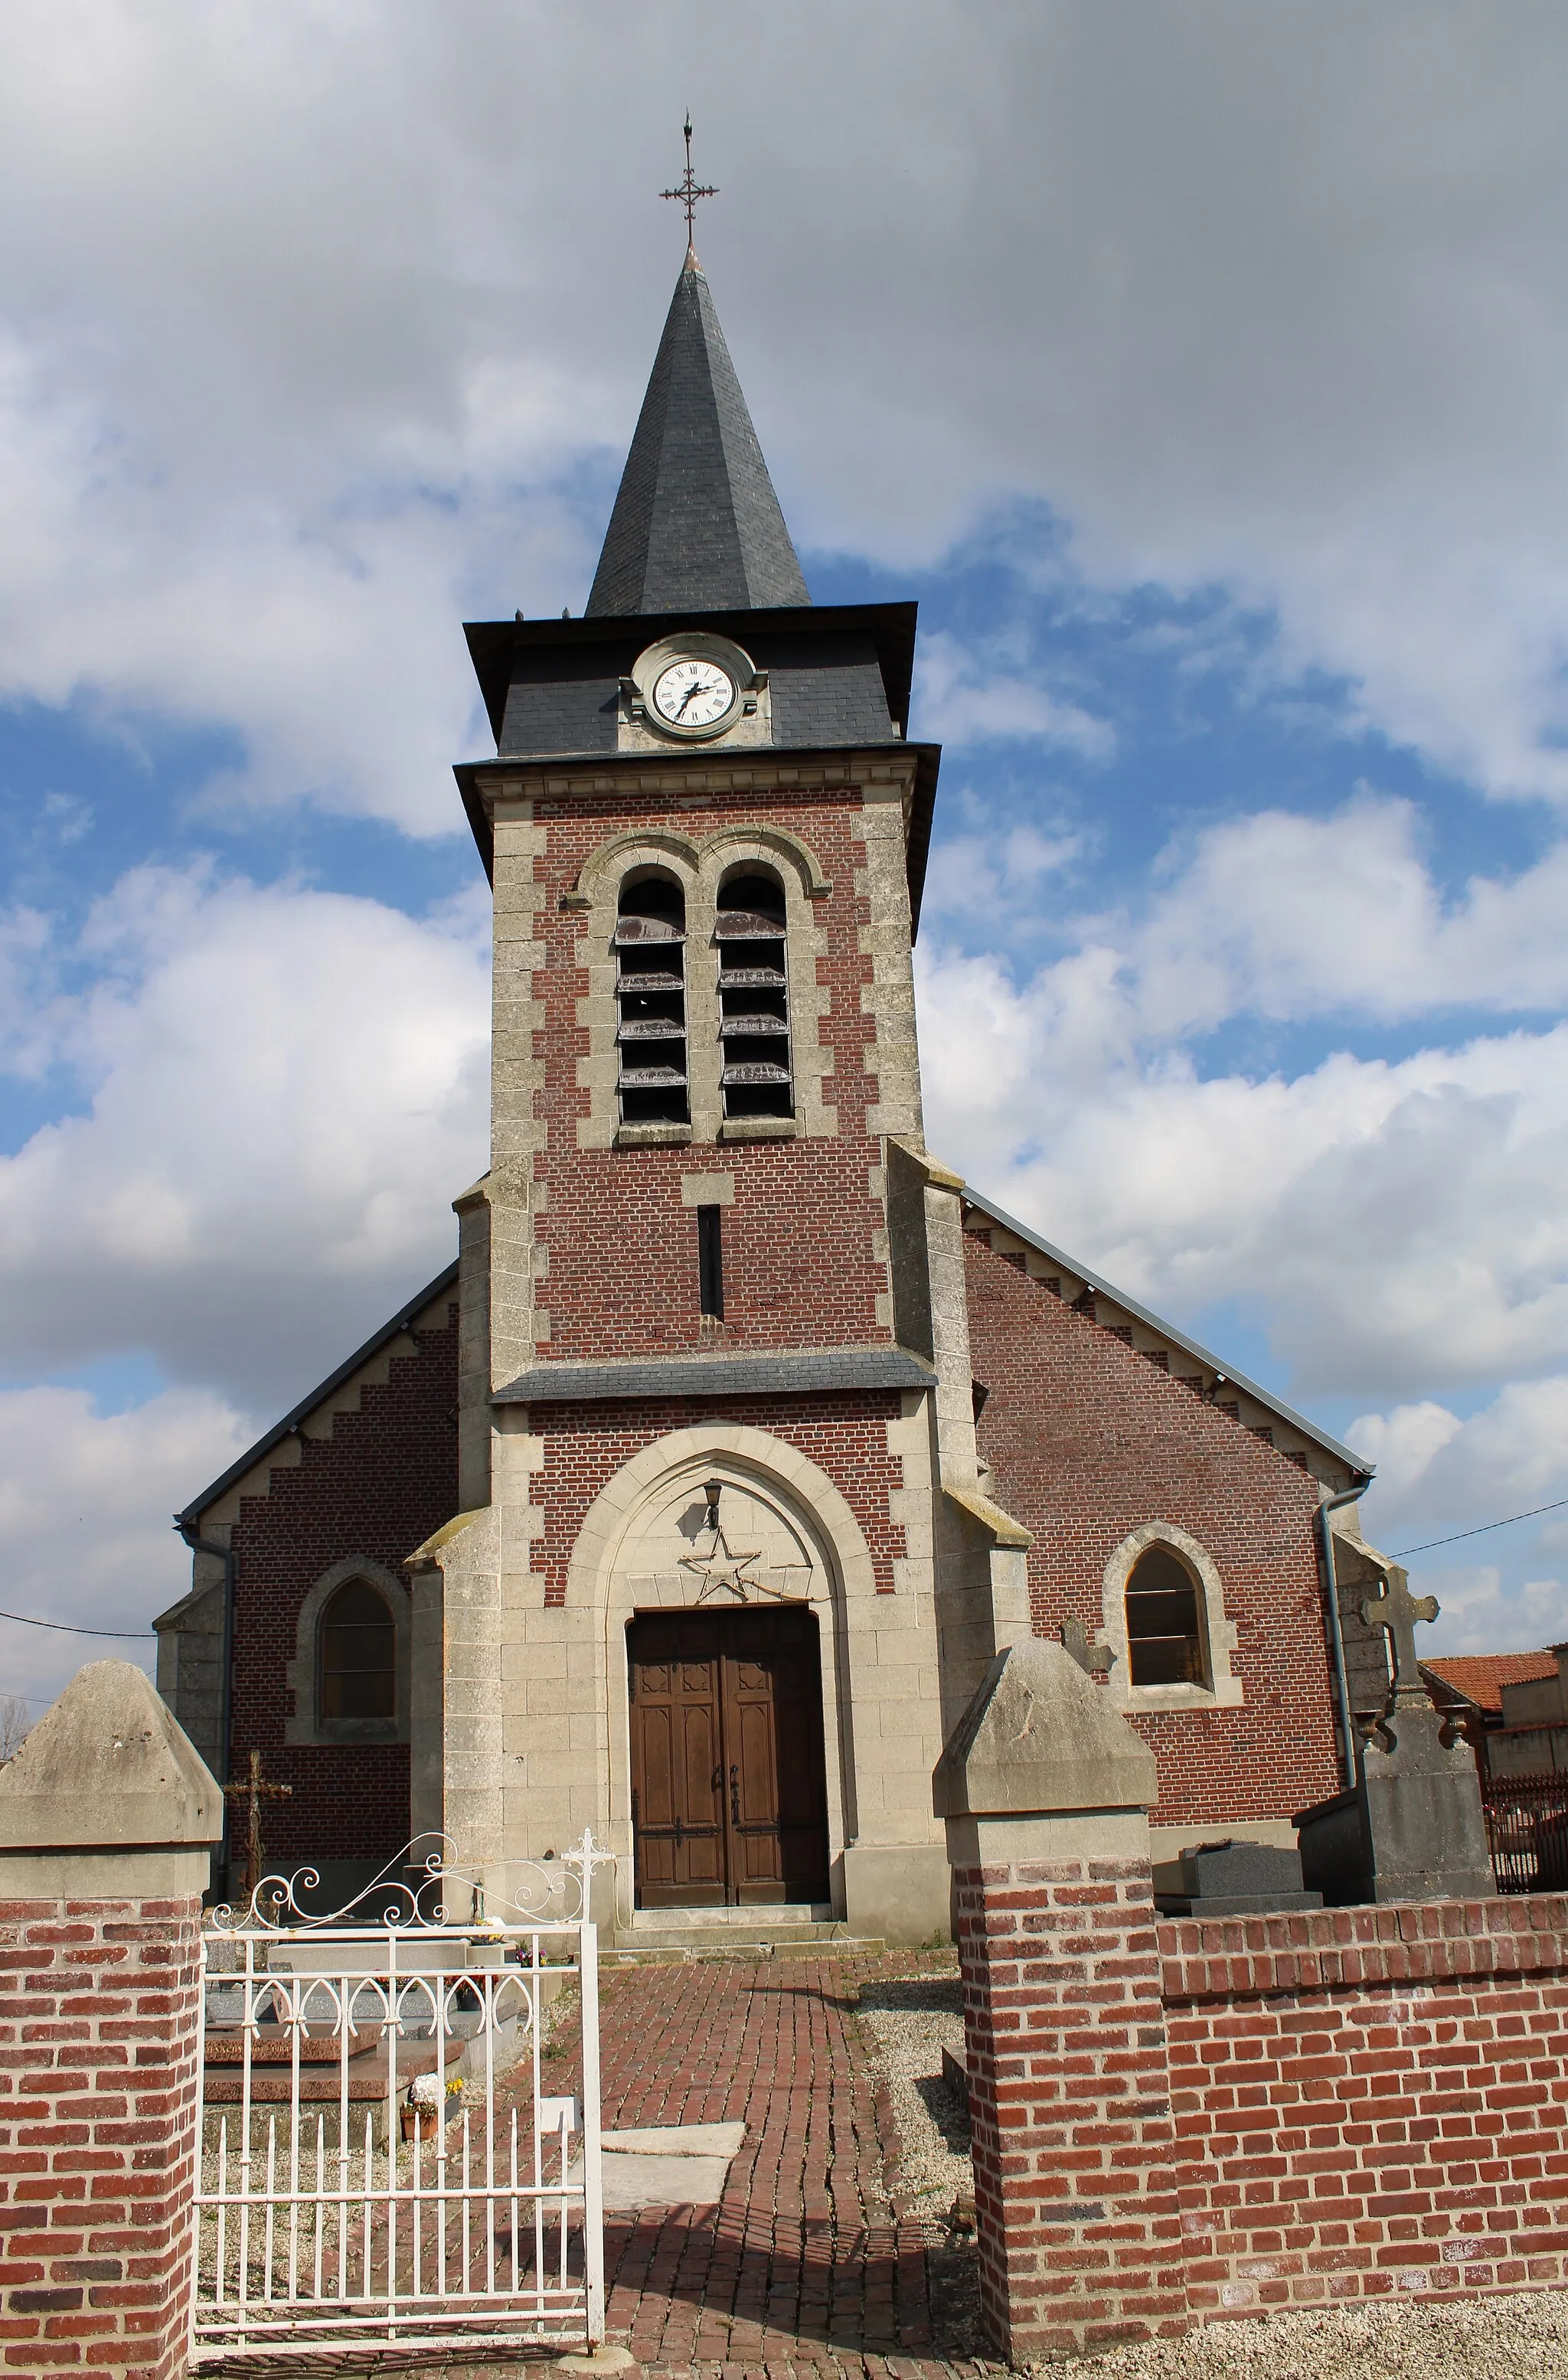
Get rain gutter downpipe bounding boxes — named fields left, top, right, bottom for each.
left=1317, top=1479, right=1370, bottom=1791
left=175, top=1516, right=235, bottom=1887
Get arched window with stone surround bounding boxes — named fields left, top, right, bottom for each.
left=1124, top=1544, right=1208, bottom=1687
left=616, top=870, right=689, bottom=1126
left=717, top=867, right=792, bottom=1119
left=318, top=1579, right=397, bottom=1721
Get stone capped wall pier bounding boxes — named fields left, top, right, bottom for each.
left=933, top=1636, right=1189, bottom=2360
left=0, top=1662, right=221, bottom=2380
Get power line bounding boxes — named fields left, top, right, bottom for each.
left=1393, top=1494, right=1568, bottom=1559
left=0, top=1606, right=149, bottom=1640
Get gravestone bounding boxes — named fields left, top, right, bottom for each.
left=1295, top=1562, right=1491, bottom=1904
left=1153, top=1837, right=1322, bottom=1917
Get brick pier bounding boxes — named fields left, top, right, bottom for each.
left=0, top=1893, right=206, bottom=2378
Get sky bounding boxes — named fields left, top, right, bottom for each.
left=5, top=0, right=1568, bottom=1710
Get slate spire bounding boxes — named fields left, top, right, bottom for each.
left=586, top=255, right=810, bottom=616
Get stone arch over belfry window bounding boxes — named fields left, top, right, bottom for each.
left=1097, top=1522, right=1243, bottom=1715
left=697, top=828, right=833, bottom=1142
left=285, top=1557, right=411, bottom=1746
left=570, top=824, right=834, bottom=1150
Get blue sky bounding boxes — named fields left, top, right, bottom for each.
left=4, top=2, right=1568, bottom=1707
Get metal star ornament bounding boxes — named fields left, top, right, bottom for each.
left=681, top=1516, right=767, bottom=1602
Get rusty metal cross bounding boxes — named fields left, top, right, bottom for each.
left=1361, top=1563, right=1439, bottom=1707
left=224, top=1747, right=292, bottom=1899
left=662, top=113, right=717, bottom=246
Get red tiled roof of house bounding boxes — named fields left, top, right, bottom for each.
left=1423, top=1652, right=1559, bottom=1716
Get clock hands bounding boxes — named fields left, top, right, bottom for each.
left=673, top=679, right=704, bottom=719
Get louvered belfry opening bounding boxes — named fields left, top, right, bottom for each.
left=616, top=873, right=689, bottom=1125
left=717, top=870, right=792, bottom=1120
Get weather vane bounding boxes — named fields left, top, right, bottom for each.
left=662, top=112, right=717, bottom=246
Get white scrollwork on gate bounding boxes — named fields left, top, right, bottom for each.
left=188, top=1833, right=611, bottom=2363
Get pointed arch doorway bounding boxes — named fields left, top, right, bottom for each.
left=627, top=1605, right=831, bottom=1908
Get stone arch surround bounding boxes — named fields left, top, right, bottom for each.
left=566, top=1425, right=880, bottom=1928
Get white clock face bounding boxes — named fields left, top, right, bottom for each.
left=652, top=656, right=736, bottom=730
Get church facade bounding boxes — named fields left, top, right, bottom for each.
left=158, top=248, right=1381, bottom=1941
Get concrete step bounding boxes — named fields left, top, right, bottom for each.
left=603, top=1923, right=885, bottom=1966
left=627, top=1902, right=833, bottom=1932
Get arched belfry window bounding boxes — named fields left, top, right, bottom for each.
left=717, top=870, right=792, bottom=1120
left=1124, top=1546, right=1207, bottom=1688
left=318, top=1579, right=397, bottom=1721
left=616, top=873, right=688, bottom=1125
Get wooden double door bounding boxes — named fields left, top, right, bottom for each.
left=628, top=1607, right=831, bottom=1908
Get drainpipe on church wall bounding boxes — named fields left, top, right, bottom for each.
left=177, top=1517, right=235, bottom=1889
left=1316, top=1482, right=1369, bottom=1789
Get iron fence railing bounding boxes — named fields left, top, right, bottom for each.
left=1482, top=1771, right=1568, bottom=1894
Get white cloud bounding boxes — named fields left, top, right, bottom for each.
left=0, top=7, right=1564, bottom=808
left=1132, top=797, right=1568, bottom=1031
left=913, top=632, right=1113, bottom=759
left=1354, top=1379, right=1568, bottom=1540
left=920, top=821, right=1085, bottom=931
left=1406, top=1564, right=1568, bottom=1662
left=0, top=864, right=490, bottom=1407
left=0, top=1383, right=250, bottom=1709
left=920, top=929, right=1568, bottom=1399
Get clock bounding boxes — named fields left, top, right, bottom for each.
left=651, top=655, right=737, bottom=732
left=624, top=630, right=760, bottom=743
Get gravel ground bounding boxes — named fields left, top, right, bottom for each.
left=854, top=1969, right=972, bottom=2215
left=854, top=1968, right=1568, bottom=2378
left=1080, top=2288, right=1568, bottom=2378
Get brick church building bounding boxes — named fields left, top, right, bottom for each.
left=157, top=240, right=1383, bottom=1942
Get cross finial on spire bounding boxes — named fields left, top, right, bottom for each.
left=662, top=110, right=717, bottom=258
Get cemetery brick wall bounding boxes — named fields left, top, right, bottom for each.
left=965, top=1229, right=1342, bottom=1827
left=0, top=1892, right=203, bottom=2379
left=955, top=1849, right=1568, bottom=2359
left=1163, top=1894, right=1568, bottom=2314
left=227, top=1299, right=459, bottom=1871
left=533, top=1390, right=908, bottom=1608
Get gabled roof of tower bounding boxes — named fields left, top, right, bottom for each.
left=586, top=253, right=810, bottom=616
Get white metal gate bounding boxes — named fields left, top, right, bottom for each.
left=188, top=1834, right=608, bottom=2362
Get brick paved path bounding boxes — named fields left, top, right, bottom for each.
left=533, top=1950, right=991, bottom=2378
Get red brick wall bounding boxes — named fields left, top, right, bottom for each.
left=227, top=1300, right=459, bottom=1871
left=1164, top=1895, right=1568, bottom=2313
left=957, top=1840, right=1568, bottom=2357
left=952, top=1848, right=1187, bottom=2362
left=530, top=785, right=893, bottom=1363
left=0, top=1892, right=203, bottom=2379
left=534, top=1390, right=906, bottom=1608
left=965, top=1229, right=1341, bottom=1826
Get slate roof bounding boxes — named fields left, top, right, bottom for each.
left=491, top=1347, right=936, bottom=1405
left=586, top=255, right=810, bottom=616
left=1422, top=1652, right=1560, bottom=1716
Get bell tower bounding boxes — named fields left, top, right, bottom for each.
left=452, top=240, right=942, bottom=1449
left=412, top=212, right=1020, bottom=1947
